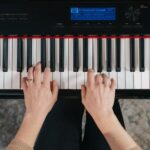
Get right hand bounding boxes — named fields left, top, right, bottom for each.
left=81, top=70, right=117, bottom=121
left=81, top=70, right=141, bottom=150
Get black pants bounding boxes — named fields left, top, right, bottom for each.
left=35, top=98, right=124, bottom=150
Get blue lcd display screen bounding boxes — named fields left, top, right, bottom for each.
left=71, top=7, right=116, bottom=21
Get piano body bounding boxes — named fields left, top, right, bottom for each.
left=0, top=0, right=150, bottom=99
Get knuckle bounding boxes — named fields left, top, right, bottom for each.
left=34, top=66, right=40, bottom=72
left=42, top=83, right=49, bottom=89
left=89, top=88, right=95, bottom=93
left=88, top=85, right=93, bottom=90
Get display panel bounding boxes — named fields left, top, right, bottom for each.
left=71, top=7, right=116, bottom=21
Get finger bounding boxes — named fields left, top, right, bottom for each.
left=87, top=69, right=95, bottom=87
left=110, top=78, right=117, bottom=90
left=101, top=74, right=111, bottom=87
left=27, top=67, right=33, bottom=85
left=52, top=80, right=59, bottom=101
left=43, top=68, right=51, bottom=87
left=81, top=85, right=86, bottom=100
left=21, top=77, right=28, bottom=91
left=95, top=74, right=103, bottom=85
left=33, top=63, right=41, bottom=85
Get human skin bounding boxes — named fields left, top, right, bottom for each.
left=81, top=70, right=141, bottom=150
left=14, top=63, right=59, bottom=147
left=8, top=64, right=141, bottom=150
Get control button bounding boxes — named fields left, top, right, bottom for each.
left=56, top=23, right=64, bottom=26
left=125, top=6, right=141, bottom=22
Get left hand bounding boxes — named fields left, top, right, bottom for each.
left=22, top=63, right=59, bottom=118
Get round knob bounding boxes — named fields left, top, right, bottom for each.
left=125, top=6, right=140, bottom=22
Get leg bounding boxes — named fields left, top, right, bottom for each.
left=35, top=97, right=84, bottom=150
left=82, top=99, right=124, bottom=150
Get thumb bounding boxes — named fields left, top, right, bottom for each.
left=81, top=85, right=86, bottom=102
left=52, top=80, right=59, bottom=101
left=21, top=77, right=27, bottom=92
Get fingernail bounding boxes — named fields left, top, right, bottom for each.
left=45, top=67, right=50, bottom=71
left=37, top=62, right=41, bottom=65
left=29, top=67, right=33, bottom=70
left=101, top=73, right=105, bottom=77
left=88, top=69, right=93, bottom=72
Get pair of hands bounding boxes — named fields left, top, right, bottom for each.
left=22, top=63, right=116, bottom=121
left=11, top=63, right=140, bottom=150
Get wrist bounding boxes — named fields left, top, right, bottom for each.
left=24, top=110, right=48, bottom=122
left=92, top=110, right=118, bottom=134
left=23, top=112, right=46, bottom=128
left=92, top=109, right=114, bottom=123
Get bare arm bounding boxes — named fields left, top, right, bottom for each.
left=7, top=63, right=59, bottom=149
left=94, top=112, right=141, bottom=150
left=81, top=70, right=141, bottom=150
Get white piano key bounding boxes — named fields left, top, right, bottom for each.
left=133, top=38, right=141, bottom=89
left=77, top=38, right=85, bottom=89
left=52, top=38, right=60, bottom=87
left=61, top=38, right=69, bottom=89
left=125, top=38, right=134, bottom=89
left=46, top=38, right=52, bottom=82
left=84, top=72, right=87, bottom=84
left=92, top=38, right=98, bottom=72
left=109, top=38, right=117, bottom=85
left=102, top=37, right=108, bottom=76
left=117, top=38, right=126, bottom=89
left=141, top=38, right=150, bottom=89
left=0, top=39, right=2, bottom=67
left=21, top=39, right=27, bottom=89
left=4, top=38, right=12, bottom=89
left=21, top=38, right=27, bottom=78
left=12, top=39, right=20, bottom=89
left=36, top=38, right=41, bottom=63
left=0, top=38, right=4, bottom=88
left=32, top=38, right=37, bottom=66
left=88, top=38, right=93, bottom=69
left=68, top=38, right=77, bottom=89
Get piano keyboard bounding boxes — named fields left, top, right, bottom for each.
left=0, top=36, right=149, bottom=90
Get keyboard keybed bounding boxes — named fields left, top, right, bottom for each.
left=0, top=36, right=149, bottom=90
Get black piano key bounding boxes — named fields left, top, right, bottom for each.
left=83, top=38, right=88, bottom=72
left=17, top=38, right=23, bottom=72
left=116, top=38, right=121, bottom=72
left=107, top=38, right=112, bottom=72
left=130, top=38, right=135, bottom=72
left=97, top=38, right=103, bottom=72
left=27, top=39, right=32, bottom=71
left=3, top=38, right=8, bottom=72
left=41, top=38, right=46, bottom=72
left=50, top=38, right=55, bottom=72
left=73, top=38, right=79, bottom=72
left=59, top=38, right=64, bottom=72
left=139, top=38, right=145, bottom=72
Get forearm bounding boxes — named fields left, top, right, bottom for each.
left=93, top=112, right=141, bottom=150
left=14, top=112, right=46, bottom=147
left=7, top=139, right=33, bottom=150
